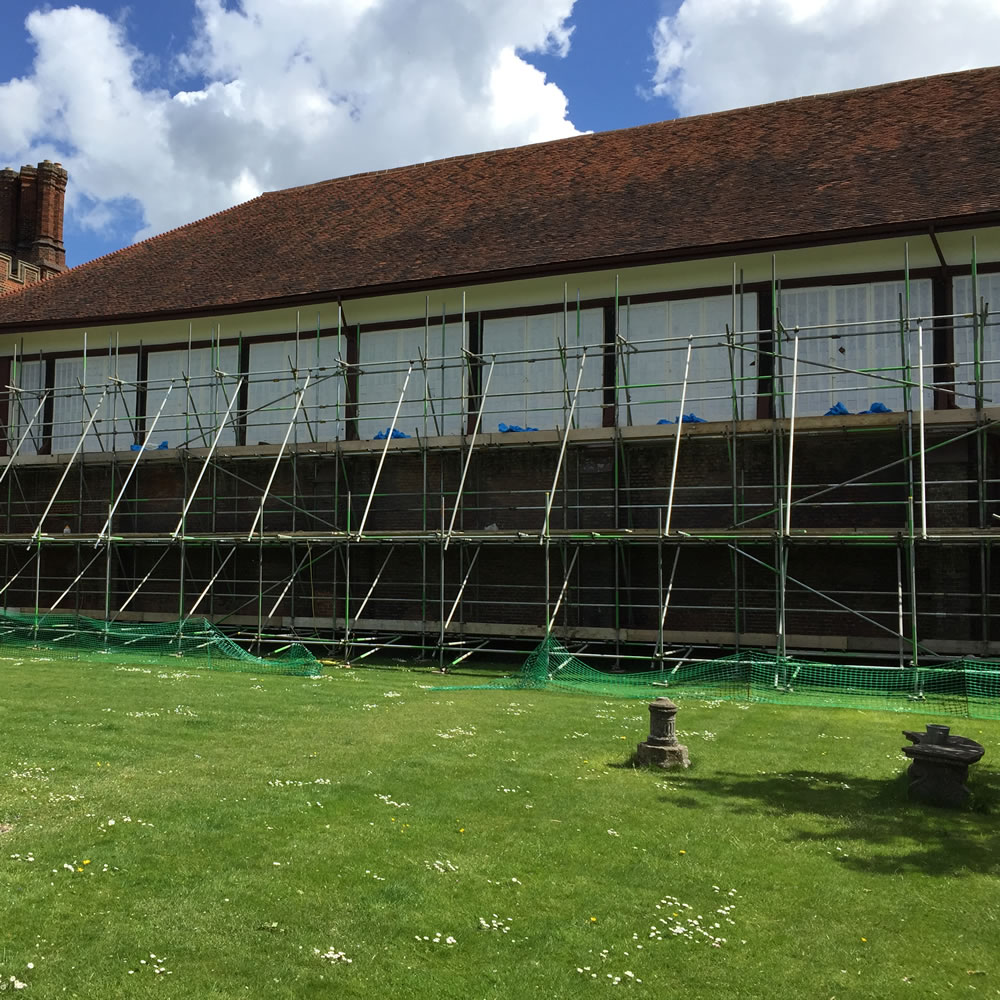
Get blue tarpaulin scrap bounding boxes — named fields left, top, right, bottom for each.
left=498, top=422, right=539, bottom=433
left=657, top=414, right=707, bottom=424
left=824, top=401, right=893, bottom=416
left=373, top=428, right=412, bottom=440
left=131, top=441, right=169, bottom=451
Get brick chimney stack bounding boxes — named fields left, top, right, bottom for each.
left=0, top=160, right=68, bottom=293
left=0, top=167, right=19, bottom=259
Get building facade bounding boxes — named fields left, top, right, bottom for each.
left=0, top=68, right=999, bottom=666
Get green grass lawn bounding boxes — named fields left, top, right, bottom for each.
left=2, top=652, right=999, bottom=999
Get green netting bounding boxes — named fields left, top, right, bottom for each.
left=438, top=636, right=1000, bottom=719
left=0, top=610, right=320, bottom=676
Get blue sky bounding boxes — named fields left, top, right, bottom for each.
left=2, top=0, right=998, bottom=268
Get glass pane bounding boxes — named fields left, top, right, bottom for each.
left=8, top=359, right=45, bottom=455
left=357, top=323, right=465, bottom=439
left=146, top=346, right=239, bottom=447
left=482, top=309, right=603, bottom=430
left=781, top=280, right=932, bottom=414
left=618, top=292, right=758, bottom=424
left=52, top=354, right=139, bottom=453
left=953, top=274, right=1000, bottom=406
left=247, top=336, right=344, bottom=445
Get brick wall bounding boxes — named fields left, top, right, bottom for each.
left=1, top=425, right=991, bottom=657
left=0, top=161, right=67, bottom=294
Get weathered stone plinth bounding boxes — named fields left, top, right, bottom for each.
left=902, top=723, right=985, bottom=808
left=636, top=696, right=690, bottom=770
left=636, top=741, right=691, bottom=769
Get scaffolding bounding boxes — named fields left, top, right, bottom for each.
left=1, top=242, right=998, bottom=686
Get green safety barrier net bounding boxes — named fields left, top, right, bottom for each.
left=439, top=636, right=1000, bottom=720
left=0, top=610, right=321, bottom=676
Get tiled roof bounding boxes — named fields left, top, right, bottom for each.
left=3, top=66, right=1000, bottom=330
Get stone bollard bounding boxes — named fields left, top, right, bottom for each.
left=636, top=696, right=690, bottom=769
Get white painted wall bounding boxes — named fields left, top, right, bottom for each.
left=4, top=228, right=997, bottom=357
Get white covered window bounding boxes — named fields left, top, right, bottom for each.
left=146, top=346, right=240, bottom=448
left=953, top=273, right=1000, bottom=407
left=51, top=354, right=139, bottom=453
left=247, top=336, right=344, bottom=444
left=358, top=323, right=466, bottom=439
left=481, top=309, right=603, bottom=431
left=779, top=279, right=933, bottom=415
left=617, top=292, right=759, bottom=424
left=8, top=358, right=45, bottom=455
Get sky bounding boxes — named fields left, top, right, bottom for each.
left=2, top=0, right=999, bottom=268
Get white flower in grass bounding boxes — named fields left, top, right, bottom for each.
left=315, top=947, right=352, bottom=964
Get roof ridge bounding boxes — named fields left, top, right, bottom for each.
left=263, top=65, right=999, bottom=198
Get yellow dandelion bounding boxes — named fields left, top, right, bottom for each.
left=861, top=937, right=867, bottom=943
left=590, top=917, right=597, bottom=923
left=679, top=850, right=686, bottom=855
left=459, top=827, right=465, bottom=833
left=82, top=860, right=91, bottom=865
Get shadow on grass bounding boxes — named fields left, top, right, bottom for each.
left=644, top=764, right=1000, bottom=877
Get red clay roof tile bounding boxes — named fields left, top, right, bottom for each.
left=2, top=66, right=999, bottom=330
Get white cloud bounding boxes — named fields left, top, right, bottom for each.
left=652, top=0, right=1000, bottom=116
left=1, top=1, right=579, bottom=250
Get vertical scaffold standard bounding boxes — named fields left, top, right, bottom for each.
left=0, top=610, right=321, bottom=676
left=437, top=637, right=1000, bottom=721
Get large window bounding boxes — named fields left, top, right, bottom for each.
left=51, top=354, right=138, bottom=453
left=247, top=336, right=344, bottom=445
left=146, top=346, right=240, bottom=447
left=481, top=309, right=604, bottom=430
left=357, top=324, right=466, bottom=439
left=7, top=358, right=45, bottom=455
left=953, top=273, right=1000, bottom=407
left=617, top=293, right=759, bottom=424
left=779, top=279, right=933, bottom=415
